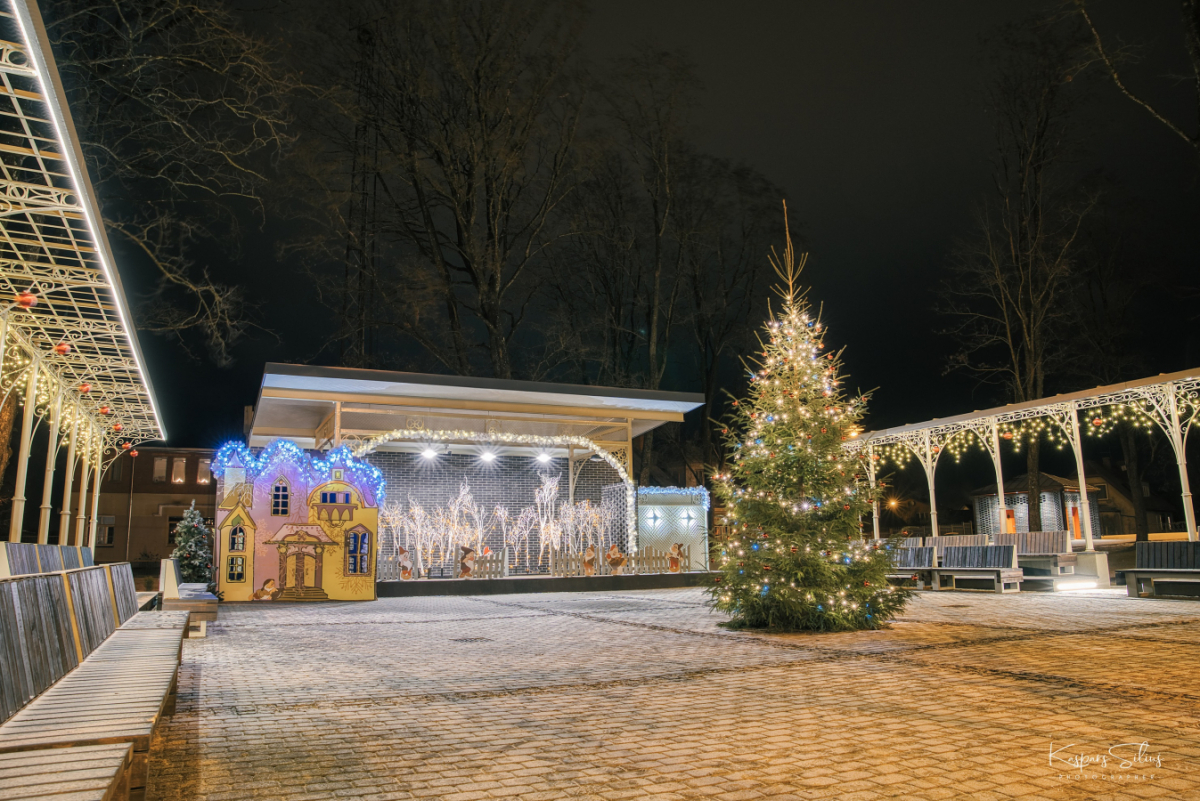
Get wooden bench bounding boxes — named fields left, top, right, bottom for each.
left=994, top=531, right=1077, bottom=588
left=886, top=546, right=935, bottom=590
left=0, top=543, right=95, bottom=578
left=930, top=545, right=1023, bottom=593
left=159, top=559, right=217, bottom=637
left=0, top=742, right=133, bottom=801
left=0, top=562, right=190, bottom=801
left=1124, top=541, right=1200, bottom=599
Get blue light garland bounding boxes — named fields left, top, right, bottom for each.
left=636, top=485, right=711, bottom=511
left=212, top=439, right=387, bottom=505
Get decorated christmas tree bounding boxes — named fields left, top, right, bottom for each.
left=711, top=222, right=910, bottom=631
left=169, top=501, right=213, bottom=584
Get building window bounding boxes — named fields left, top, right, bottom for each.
left=229, top=526, right=246, bottom=552
left=108, top=459, right=122, bottom=483
left=171, top=458, right=187, bottom=484
left=320, top=491, right=351, bottom=504
left=227, top=556, right=246, bottom=582
left=98, top=525, right=115, bottom=547
left=197, top=459, right=212, bottom=484
left=346, top=530, right=370, bottom=574
left=168, top=516, right=182, bottom=544
left=153, top=457, right=167, bottom=482
left=272, top=481, right=289, bottom=516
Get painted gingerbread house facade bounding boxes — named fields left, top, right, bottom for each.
left=212, top=441, right=384, bottom=602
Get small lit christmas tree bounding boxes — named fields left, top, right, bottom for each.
left=711, top=218, right=910, bottom=631
left=170, top=501, right=213, bottom=584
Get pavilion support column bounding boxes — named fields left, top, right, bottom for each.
left=37, top=393, right=62, bottom=543
left=76, top=435, right=91, bottom=545
left=922, top=430, right=940, bottom=538
left=989, top=419, right=1007, bottom=544
left=1167, top=390, right=1197, bottom=542
left=9, top=361, right=39, bottom=543
left=1066, top=403, right=1096, bottom=552
left=59, top=412, right=78, bottom=543
left=866, top=447, right=880, bottom=540
left=333, top=402, right=342, bottom=447
left=87, top=444, right=102, bottom=548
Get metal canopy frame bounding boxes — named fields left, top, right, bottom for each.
left=1, top=0, right=163, bottom=546
left=848, top=369, right=1200, bottom=547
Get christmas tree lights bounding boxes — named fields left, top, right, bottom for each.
left=710, top=219, right=910, bottom=631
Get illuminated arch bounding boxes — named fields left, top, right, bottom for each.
left=351, top=429, right=638, bottom=549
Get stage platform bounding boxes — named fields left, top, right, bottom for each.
left=377, top=571, right=714, bottom=597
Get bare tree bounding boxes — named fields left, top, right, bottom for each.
left=1077, top=0, right=1200, bottom=159
left=943, top=14, right=1095, bottom=531
left=47, top=0, right=299, bottom=366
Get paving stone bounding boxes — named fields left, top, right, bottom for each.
left=145, top=588, right=1200, bottom=800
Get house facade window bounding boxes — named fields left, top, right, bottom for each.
left=153, top=457, right=167, bottom=482
left=227, top=556, right=246, bottom=582
left=197, top=459, right=212, bottom=484
left=228, top=525, right=246, bottom=552
left=320, top=491, right=351, bottom=504
left=346, top=530, right=370, bottom=574
left=272, top=481, right=289, bottom=516
left=171, top=458, right=187, bottom=484
left=98, top=525, right=115, bottom=546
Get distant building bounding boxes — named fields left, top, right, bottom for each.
left=969, top=472, right=1102, bottom=540
left=1081, top=460, right=1174, bottom=536
left=95, top=447, right=217, bottom=564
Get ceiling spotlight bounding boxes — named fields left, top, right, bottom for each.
left=536, top=453, right=551, bottom=463
left=421, top=448, right=438, bottom=459
left=480, top=451, right=496, bottom=462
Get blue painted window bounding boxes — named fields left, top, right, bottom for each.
left=320, top=491, right=351, bottom=504
left=227, top=556, right=245, bottom=582
left=272, top=482, right=289, bottom=516
left=229, top=525, right=246, bottom=552
left=347, top=530, right=370, bottom=574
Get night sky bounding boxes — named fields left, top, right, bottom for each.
left=133, top=0, right=1199, bottom=474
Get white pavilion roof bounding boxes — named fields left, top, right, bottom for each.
left=0, top=0, right=163, bottom=445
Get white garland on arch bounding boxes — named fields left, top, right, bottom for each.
left=351, top=429, right=638, bottom=550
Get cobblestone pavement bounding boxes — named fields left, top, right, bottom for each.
left=147, top=588, right=1200, bottom=801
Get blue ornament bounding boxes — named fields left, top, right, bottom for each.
left=751, top=543, right=760, bottom=551
left=755, top=438, right=762, bottom=445
left=738, top=570, right=744, bottom=575
left=766, top=415, right=775, bottom=422
left=761, top=586, right=770, bottom=597
left=817, top=604, right=824, bottom=611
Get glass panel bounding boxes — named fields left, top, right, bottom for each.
left=152, top=457, right=167, bottom=482
left=171, top=458, right=187, bottom=484
left=196, top=459, right=211, bottom=484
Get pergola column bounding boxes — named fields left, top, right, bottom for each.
left=922, top=429, right=940, bottom=538
left=59, top=411, right=78, bottom=543
left=1065, top=403, right=1096, bottom=552
left=75, top=435, right=91, bottom=546
left=36, top=392, right=62, bottom=543
left=866, top=446, right=880, bottom=540
left=1167, top=390, right=1197, bottom=541
left=9, top=361, right=39, bottom=543
left=988, top=419, right=1006, bottom=542
left=87, top=444, right=102, bottom=548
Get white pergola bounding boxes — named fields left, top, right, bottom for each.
left=0, top=0, right=164, bottom=546
left=848, top=368, right=1199, bottom=550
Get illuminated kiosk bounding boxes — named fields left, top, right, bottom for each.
left=245, top=364, right=707, bottom=590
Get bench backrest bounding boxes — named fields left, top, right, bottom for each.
left=0, top=543, right=97, bottom=577
left=882, top=536, right=923, bottom=549
left=0, top=563, right=140, bottom=725
left=932, top=534, right=989, bottom=549
left=1136, top=541, right=1200, bottom=570
left=942, top=545, right=1017, bottom=570
left=995, top=531, right=1071, bottom=555
left=892, top=546, right=935, bottom=570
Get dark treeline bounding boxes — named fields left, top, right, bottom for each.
left=6, top=0, right=1192, bottom=522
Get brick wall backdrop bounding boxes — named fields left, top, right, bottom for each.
left=367, top=452, right=626, bottom=575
